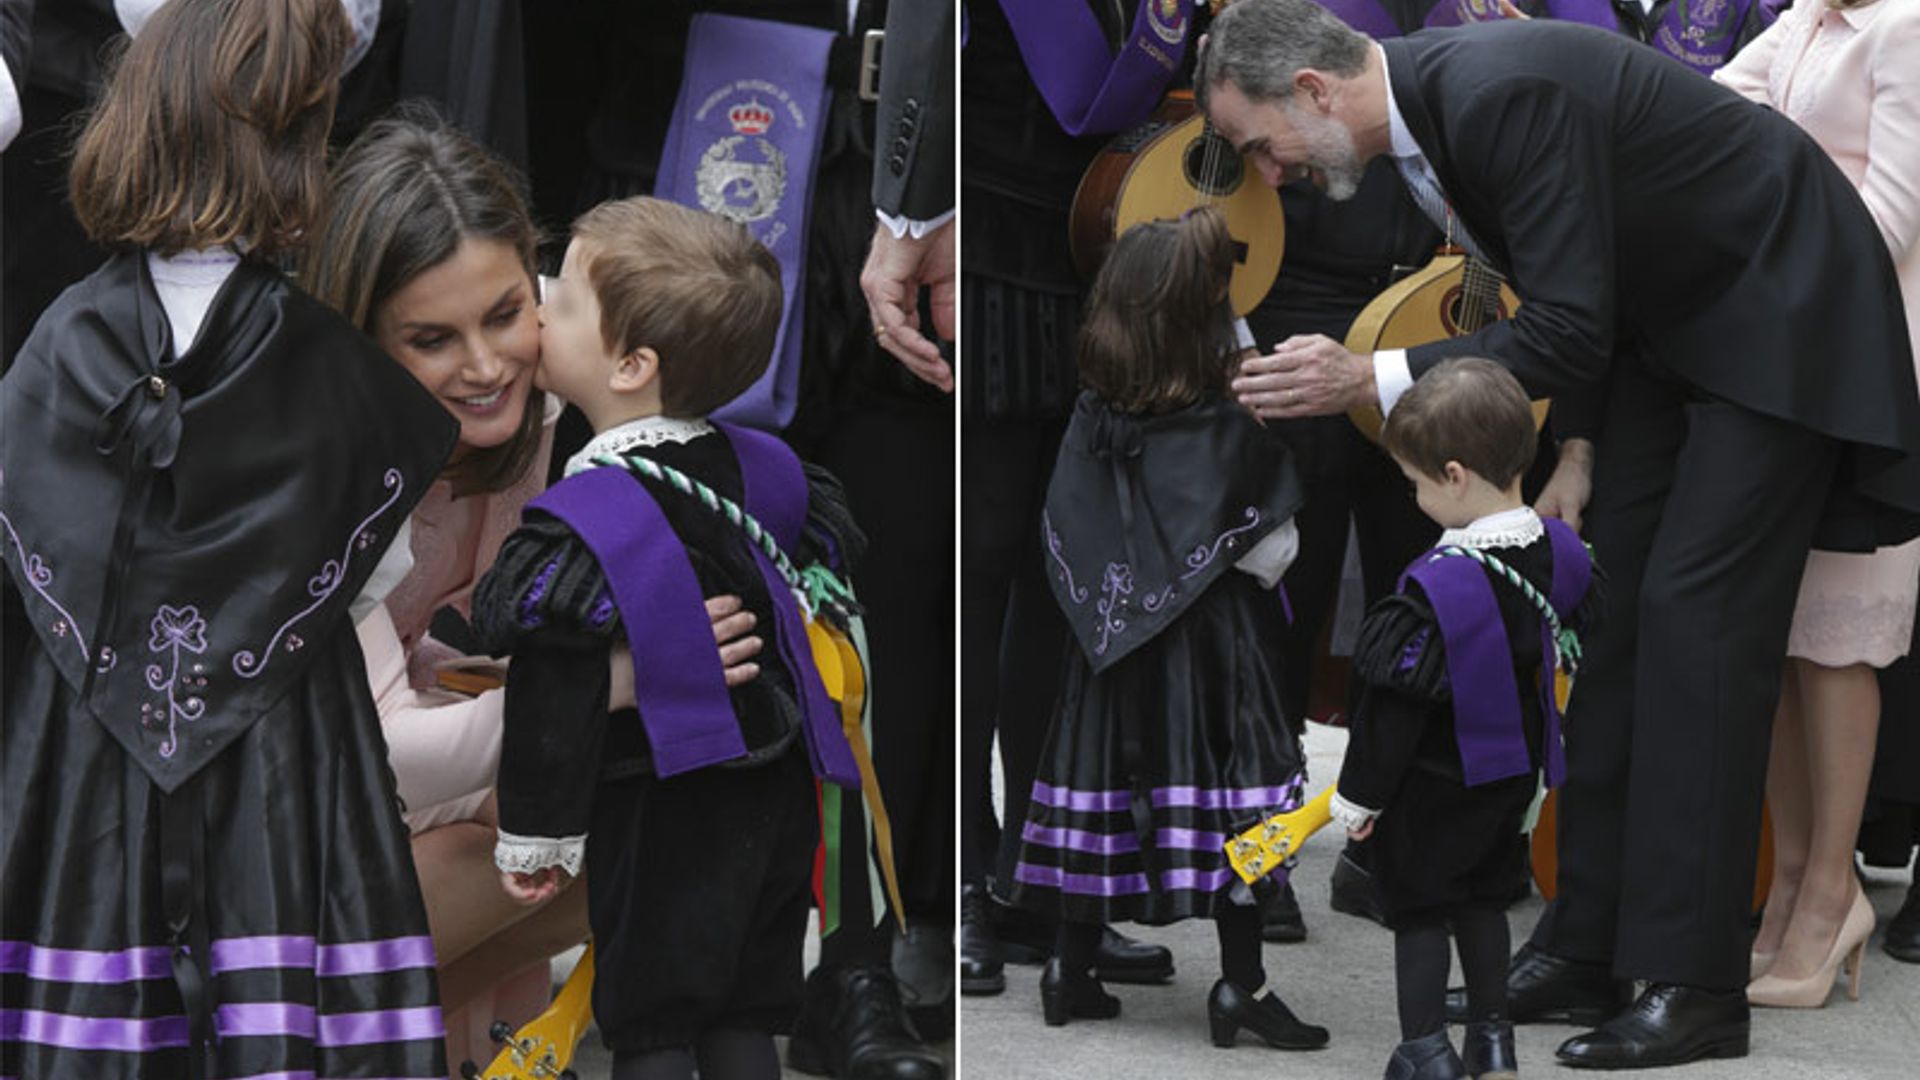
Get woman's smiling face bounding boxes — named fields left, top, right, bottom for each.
left=375, top=236, right=541, bottom=455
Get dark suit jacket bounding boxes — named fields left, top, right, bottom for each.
left=871, top=0, right=953, bottom=219
left=1384, top=19, right=1920, bottom=531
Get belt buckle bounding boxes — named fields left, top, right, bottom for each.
left=859, top=29, right=884, bottom=103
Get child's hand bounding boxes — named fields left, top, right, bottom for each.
left=1346, top=819, right=1375, bottom=842
left=500, top=867, right=569, bottom=905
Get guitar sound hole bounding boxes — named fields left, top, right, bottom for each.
left=1184, top=134, right=1243, bottom=198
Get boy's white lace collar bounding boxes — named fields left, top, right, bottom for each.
left=1437, top=506, right=1543, bottom=551
left=564, top=415, right=714, bottom=476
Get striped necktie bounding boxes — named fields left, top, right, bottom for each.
left=1395, top=156, right=1490, bottom=264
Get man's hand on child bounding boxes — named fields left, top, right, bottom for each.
left=501, top=867, right=569, bottom=905
left=1232, top=335, right=1376, bottom=419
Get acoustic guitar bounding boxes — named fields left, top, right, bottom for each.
left=1069, top=90, right=1286, bottom=316
left=1344, top=250, right=1549, bottom=441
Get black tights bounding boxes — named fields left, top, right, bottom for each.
left=610, top=1030, right=780, bottom=1080
left=1395, top=906, right=1509, bottom=1040
left=1057, top=900, right=1267, bottom=990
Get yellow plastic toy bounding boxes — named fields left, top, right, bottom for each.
left=1223, top=786, right=1338, bottom=886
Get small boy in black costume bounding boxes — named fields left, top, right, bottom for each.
left=470, top=197, right=866, bottom=1080
left=1331, top=358, right=1602, bottom=1080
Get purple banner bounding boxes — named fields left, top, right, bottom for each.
left=998, top=0, right=1192, bottom=136
left=657, top=15, right=835, bottom=433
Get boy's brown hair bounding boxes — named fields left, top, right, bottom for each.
left=1382, top=356, right=1538, bottom=488
left=70, top=0, right=351, bottom=259
left=1077, top=208, right=1239, bottom=414
left=571, top=197, right=783, bottom=418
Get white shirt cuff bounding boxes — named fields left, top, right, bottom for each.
left=876, top=207, right=955, bottom=240
left=1232, top=317, right=1257, bottom=352
left=495, top=830, right=587, bottom=878
left=1329, top=790, right=1381, bottom=833
left=1234, top=518, right=1300, bottom=589
left=0, top=55, right=19, bottom=154
left=1375, top=349, right=1414, bottom=416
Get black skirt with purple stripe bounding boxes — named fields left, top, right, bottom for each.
left=1011, top=572, right=1308, bottom=926
left=1, top=587, right=446, bottom=1080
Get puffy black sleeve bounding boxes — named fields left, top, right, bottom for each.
left=1350, top=590, right=1451, bottom=702
left=470, top=514, right=622, bottom=658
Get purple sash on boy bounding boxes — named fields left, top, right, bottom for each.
left=657, top=15, right=833, bottom=432
left=717, top=420, right=861, bottom=788
left=997, top=0, right=1192, bottom=136
left=1399, top=517, right=1588, bottom=788
left=526, top=428, right=859, bottom=788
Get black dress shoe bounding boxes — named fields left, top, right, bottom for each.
left=1442, top=943, right=1630, bottom=1026
left=1205, top=979, right=1329, bottom=1050
left=1329, top=847, right=1387, bottom=926
left=1262, top=880, right=1308, bottom=943
left=1555, top=984, right=1748, bottom=1070
left=992, top=902, right=1175, bottom=984
left=787, top=965, right=947, bottom=1080
left=1385, top=1029, right=1468, bottom=1079
left=1884, top=879, right=1920, bottom=964
left=958, top=885, right=1005, bottom=995
left=1461, top=1020, right=1517, bottom=1079
left=1039, top=959, right=1121, bottom=1026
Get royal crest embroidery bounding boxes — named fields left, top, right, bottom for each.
left=695, top=91, right=791, bottom=225
left=1148, top=0, right=1189, bottom=45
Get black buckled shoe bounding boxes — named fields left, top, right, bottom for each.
left=1262, top=880, right=1308, bottom=943
left=1385, top=1029, right=1468, bottom=1080
left=1039, top=959, right=1121, bottom=1026
left=1205, top=979, right=1329, bottom=1050
left=1329, top=846, right=1387, bottom=926
left=1885, top=879, right=1920, bottom=964
left=958, top=884, right=1005, bottom=995
left=1554, top=984, right=1748, bottom=1070
left=1442, top=943, right=1630, bottom=1026
left=993, top=902, right=1175, bottom=984
left=1462, top=1020, right=1517, bottom=1079
left=787, top=965, right=947, bottom=1080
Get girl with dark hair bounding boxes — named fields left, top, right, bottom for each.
left=0, top=3, right=458, bottom=1078
left=1008, top=209, right=1325, bottom=1051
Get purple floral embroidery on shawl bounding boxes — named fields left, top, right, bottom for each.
left=144, top=604, right=210, bottom=758
left=0, top=470, right=113, bottom=672
left=1181, top=507, right=1262, bottom=579
left=1095, top=562, right=1134, bottom=655
left=234, top=468, right=405, bottom=677
left=1042, top=510, right=1089, bottom=604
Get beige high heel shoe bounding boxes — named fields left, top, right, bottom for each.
left=1747, top=887, right=1874, bottom=1008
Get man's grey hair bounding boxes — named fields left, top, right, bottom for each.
left=1195, top=0, right=1372, bottom=113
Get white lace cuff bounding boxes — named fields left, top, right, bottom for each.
left=1329, top=790, right=1381, bottom=833
left=494, top=830, right=587, bottom=878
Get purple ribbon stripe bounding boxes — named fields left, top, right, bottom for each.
left=1029, top=780, right=1303, bottom=813
left=0, top=936, right=436, bottom=984
left=1014, top=863, right=1247, bottom=896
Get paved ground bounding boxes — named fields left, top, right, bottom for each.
left=959, top=723, right=1920, bottom=1080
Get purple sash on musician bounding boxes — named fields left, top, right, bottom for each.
left=1650, top=0, right=1764, bottom=76
left=657, top=15, right=834, bottom=432
left=1313, top=0, right=1618, bottom=39
left=997, top=0, right=1193, bottom=136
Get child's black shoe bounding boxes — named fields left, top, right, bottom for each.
left=1386, top=1029, right=1469, bottom=1080
left=1463, top=1020, right=1519, bottom=1079
left=1206, top=979, right=1330, bottom=1050
left=1039, top=959, right=1120, bottom=1026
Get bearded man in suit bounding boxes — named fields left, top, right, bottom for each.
left=1199, top=0, right=1920, bottom=1068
